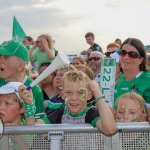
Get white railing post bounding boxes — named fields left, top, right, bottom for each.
left=0, top=135, right=9, bottom=150
left=48, top=131, right=64, bottom=150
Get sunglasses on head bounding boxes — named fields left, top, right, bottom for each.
left=119, top=49, right=142, bottom=58
left=88, top=57, right=101, bottom=61
left=105, top=51, right=116, bottom=57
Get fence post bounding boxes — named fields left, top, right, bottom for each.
left=0, top=135, right=9, bottom=150
left=48, top=131, right=64, bottom=150
left=111, top=132, right=120, bottom=150
left=103, top=135, right=112, bottom=150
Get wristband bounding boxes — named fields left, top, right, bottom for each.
left=24, top=102, right=36, bottom=118
left=95, top=95, right=105, bottom=103
left=87, top=95, right=105, bottom=107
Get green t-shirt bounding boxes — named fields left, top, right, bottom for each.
left=32, top=48, right=55, bottom=67
left=0, top=77, right=45, bottom=120
left=114, top=71, right=150, bottom=107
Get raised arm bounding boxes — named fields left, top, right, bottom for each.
left=18, top=85, right=35, bottom=125
left=41, top=37, right=55, bottom=60
left=88, top=80, right=117, bottom=136
left=28, top=41, right=37, bottom=60
left=18, top=85, right=46, bottom=125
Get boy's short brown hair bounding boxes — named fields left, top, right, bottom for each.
left=85, top=32, right=95, bottom=39
left=63, top=70, right=90, bottom=87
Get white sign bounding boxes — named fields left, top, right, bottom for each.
left=100, top=58, right=116, bottom=108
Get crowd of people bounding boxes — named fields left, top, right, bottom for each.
left=0, top=32, right=150, bottom=139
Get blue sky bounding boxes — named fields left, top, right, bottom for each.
left=1, top=0, right=150, bottom=54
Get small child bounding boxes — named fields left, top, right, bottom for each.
left=115, top=92, right=147, bottom=122
left=19, top=70, right=116, bottom=136
left=0, top=82, right=36, bottom=149
left=0, top=82, right=24, bottom=125
left=115, top=93, right=148, bottom=149
left=29, top=34, right=55, bottom=68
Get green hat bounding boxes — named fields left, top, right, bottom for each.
left=0, top=40, right=29, bottom=64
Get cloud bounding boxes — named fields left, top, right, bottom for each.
left=1, top=0, right=150, bottom=53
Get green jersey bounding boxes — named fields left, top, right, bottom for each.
left=114, top=71, right=150, bottom=107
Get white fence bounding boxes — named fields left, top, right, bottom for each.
left=0, top=122, right=150, bottom=150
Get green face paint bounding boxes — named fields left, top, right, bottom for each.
left=122, top=106, right=127, bottom=110
left=130, top=116, right=138, bottom=122
left=116, top=116, right=121, bottom=121
left=79, top=88, right=87, bottom=101
left=64, top=96, right=68, bottom=103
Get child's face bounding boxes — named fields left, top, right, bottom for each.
left=61, top=81, right=91, bottom=114
left=115, top=98, right=145, bottom=122
left=0, top=94, right=23, bottom=125
left=36, top=37, right=44, bottom=50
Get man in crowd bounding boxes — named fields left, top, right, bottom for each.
left=0, top=40, right=44, bottom=120
left=88, top=51, right=104, bottom=84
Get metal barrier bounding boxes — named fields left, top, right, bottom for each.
left=0, top=122, right=150, bottom=150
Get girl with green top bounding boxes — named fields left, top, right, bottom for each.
left=29, top=34, right=55, bottom=68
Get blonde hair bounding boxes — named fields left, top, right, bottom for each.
left=38, top=34, right=53, bottom=48
left=115, top=92, right=147, bottom=115
left=63, top=70, right=90, bottom=87
left=57, top=64, right=77, bottom=73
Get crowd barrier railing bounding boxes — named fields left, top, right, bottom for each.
left=0, top=122, right=150, bottom=150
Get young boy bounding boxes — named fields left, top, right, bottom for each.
left=0, top=82, right=35, bottom=149
left=0, top=82, right=24, bottom=125
left=19, top=70, right=116, bottom=136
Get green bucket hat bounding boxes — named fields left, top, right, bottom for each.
left=0, top=40, right=29, bottom=64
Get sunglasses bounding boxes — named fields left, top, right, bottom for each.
left=119, top=49, right=142, bottom=58
left=105, top=51, right=116, bottom=57
left=88, top=57, right=101, bottom=61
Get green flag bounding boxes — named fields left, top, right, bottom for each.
left=12, top=16, right=26, bottom=41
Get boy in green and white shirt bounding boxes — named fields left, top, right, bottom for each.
left=19, top=70, right=117, bottom=136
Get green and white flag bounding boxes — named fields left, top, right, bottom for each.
left=12, top=16, right=26, bottom=41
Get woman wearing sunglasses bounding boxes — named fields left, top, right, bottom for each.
left=114, top=38, right=150, bottom=121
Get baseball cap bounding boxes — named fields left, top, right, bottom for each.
left=0, top=82, right=23, bottom=102
left=0, top=40, right=29, bottom=64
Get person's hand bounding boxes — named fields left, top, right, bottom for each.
left=18, top=85, right=33, bottom=104
left=88, top=80, right=102, bottom=98
left=41, top=37, right=49, bottom=50
left=32, top=40, right=39, bottom=48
